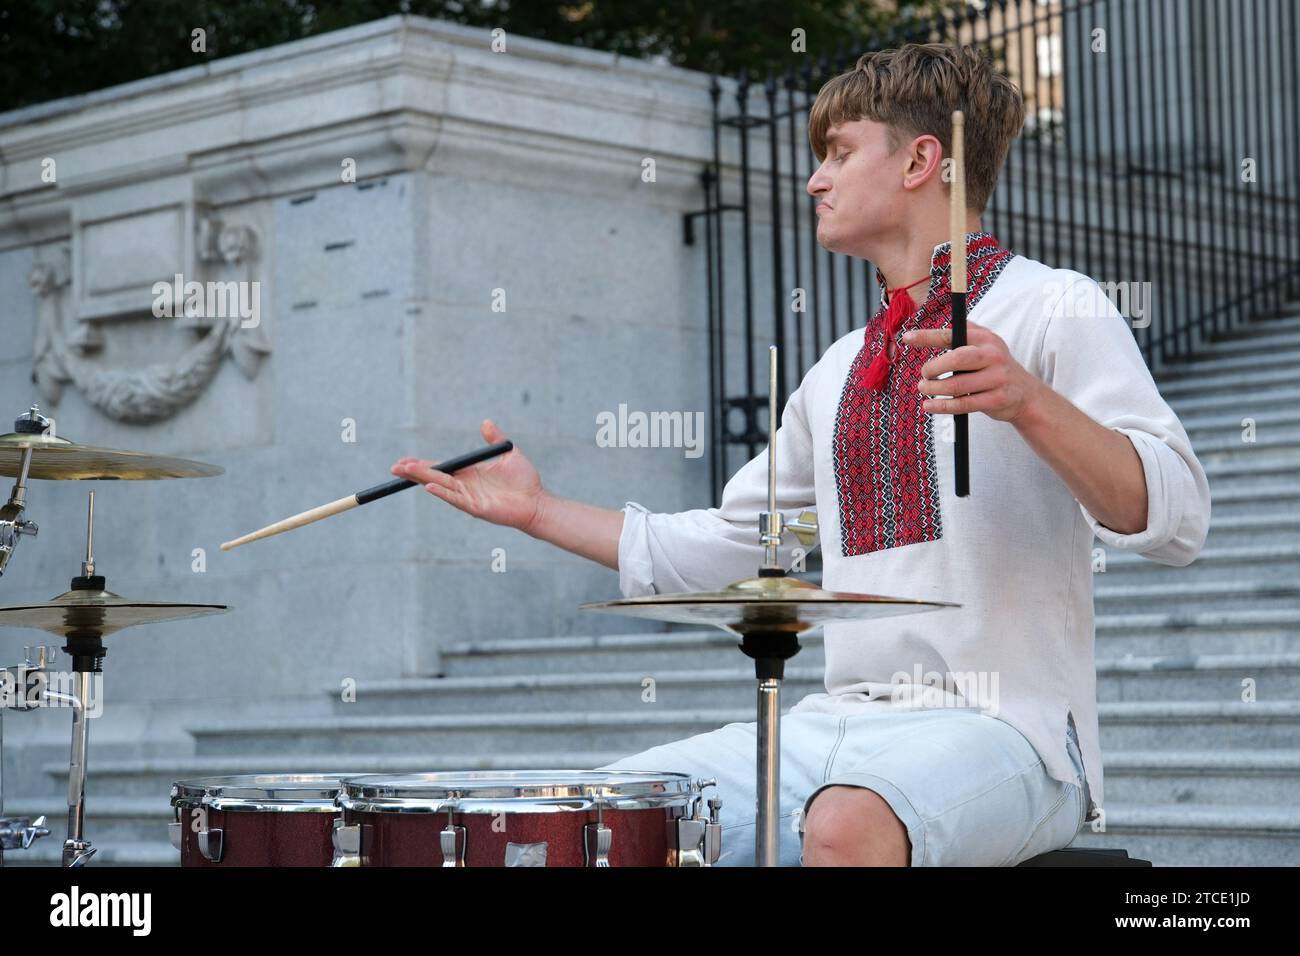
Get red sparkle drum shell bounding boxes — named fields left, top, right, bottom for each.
left=336, top=770, right=709, bottom=867
left=170, top=774, right=350, bottom=867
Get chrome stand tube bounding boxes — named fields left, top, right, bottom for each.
left=48, top=676, right=95, bottom=867
left=64, top=672, right=92, bottom=866
left=755, top=676, right=782, bottom=867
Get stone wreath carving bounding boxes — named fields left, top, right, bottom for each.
left=28, top=228, right=271, bottom=425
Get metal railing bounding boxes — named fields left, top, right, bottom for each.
left=689, top=0, right=1300, bottom=501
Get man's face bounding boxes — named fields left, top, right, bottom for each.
left=807, top=119, right=904, bottom=256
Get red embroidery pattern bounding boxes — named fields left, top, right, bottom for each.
left=833, top=234, right=1014, bottom=557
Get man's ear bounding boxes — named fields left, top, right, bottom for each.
left=901, top=134, right=944, bottom=192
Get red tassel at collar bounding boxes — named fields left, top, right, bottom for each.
left=862, top=272, right=929, bottom=391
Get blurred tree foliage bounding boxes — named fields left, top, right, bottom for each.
left=1, top=0, right=957, bottom=111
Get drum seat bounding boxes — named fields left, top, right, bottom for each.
left=1017, top=847, right=1152, bottom=866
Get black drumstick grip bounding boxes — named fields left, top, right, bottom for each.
left=356, top=440, right=514, bottom=505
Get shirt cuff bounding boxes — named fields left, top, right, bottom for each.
left=1079, top=428, right=1186, bottom=553
left=617, top=501, right=657, bottom=598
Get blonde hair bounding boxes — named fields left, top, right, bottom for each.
left=808, top=43, right=1024, bottom=212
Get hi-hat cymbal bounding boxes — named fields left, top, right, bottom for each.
left=0, top=432, right=223, bottom=480
left=581, top=574, right=957, bottom=636
left=0, top=587, right=228, bottom=637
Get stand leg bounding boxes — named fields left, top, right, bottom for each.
left=755, top=676, right=781, bottom=867
left=61, top=671, right=94, bottom=867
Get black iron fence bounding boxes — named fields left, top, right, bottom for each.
left=690, top=0, right=1300, bottom=501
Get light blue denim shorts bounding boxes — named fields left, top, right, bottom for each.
left=596, top=706, right=1089, bottom=866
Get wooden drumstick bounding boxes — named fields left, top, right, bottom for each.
left=220, top=440, right=513, bottom=551
left=950, top=110, right=970, bottom=498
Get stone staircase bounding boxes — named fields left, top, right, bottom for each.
left=6, top=304, right=1300, bottom=867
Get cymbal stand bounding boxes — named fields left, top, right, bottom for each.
left=741, top=346, right=800, bottom=867
left=50, top=492, right=104, bottom=867
left=0, top=407, right=46, bottom=577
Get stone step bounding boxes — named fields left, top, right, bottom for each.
left=1158, top=340, right=1300, bottom=378
left=1095, top=652, right=1300, bottom=701
left=1069, top=803, right=1300, bottom=866
left=1158, top=362, right=1291, bottom=398
left=1202, top=453, right=1300, bottom=481
left=183, top=701, right=1300, bottom=759
left=1197, top=309, right=1300, bottom=339
left=1202, top=515, right=1300, bottom=547
left=1100, top=749, right=1300, bottom=807
left=1180, top=406, right=1300, bottom=436
left=1190, top=428, right=1300, bottom=461
left=37, top=742, right=1300, bottom=809
left=1204, top=482, right=1300, bottom=518
left=1166, top=382, right=1300, bottom=417
left=430, top=613, right=1300, bottom=678
left=1196, top=317, right=1300, bottom=351
left=1097, top=543, right=1300, bottom=580
left=189, top=708, right=752, bottom=757
left=326, top=667, right=827, bottom=716
left=1092, top=578, right=1300, bottom=614
left=324, top=653, right=1299, bottom=718
left=1096, top=701, right=1300, bottom=750
left=439, top=630, right=825, bottom=678
left=3, top=839, right=178, bottom=868
left=1095, top=607, right=1300, bottom=656
left=40, top=750, right=636, bottom=797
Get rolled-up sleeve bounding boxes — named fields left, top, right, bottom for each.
left=616, top=376, right=819, bottom=597
left=1037, top=272, right=1211, bottom=566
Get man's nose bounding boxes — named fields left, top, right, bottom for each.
left=807, top=161, right=830, bottom=197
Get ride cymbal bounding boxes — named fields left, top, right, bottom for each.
left=0, top=431, right=223, bottom=480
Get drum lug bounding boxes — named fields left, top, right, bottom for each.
left=676, top=780, right=722, bottom=867
left=440, top=805, right=466, bottom=867
left=440, top=825, right=466, bottom=867
left=584, top=823, right=612, bottom=868
left=197, top=825, right=223, bottom=863
left=331, top=820, right=362, bottom=868
left=675, top=818, right=707, bottom=867
left=584, top=800, right=612, bottom=867
left=168, top=820, right=182, bottom=852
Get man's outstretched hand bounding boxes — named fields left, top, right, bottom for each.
left=391, top=419, right=546, bottom=533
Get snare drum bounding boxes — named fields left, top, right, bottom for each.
left=333, top=770, right=722, bottom=867
left=169, top=773, right=352, bottom=867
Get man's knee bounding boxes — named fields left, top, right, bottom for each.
left=801, top=785, right=912, bottom=866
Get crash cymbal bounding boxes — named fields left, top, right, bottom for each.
left=0, top=432, right=223, bottom=480
left=0, top=587, right=227, bottom=637
left=581, top=574, right=957, bottom=636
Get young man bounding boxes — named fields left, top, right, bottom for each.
left=392, top=43, right=1211, bottom=866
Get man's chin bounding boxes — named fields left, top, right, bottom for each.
left=817, top=225, right=872, bottom=259
left=816, top=232, right=849, bottom=256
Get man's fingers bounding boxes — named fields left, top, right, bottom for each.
left=920, top=346, right=988, bottom=379
left=921, top=393, right=1002, bottom=416
left=903, top=323, right=993, bottom=349
left=918, top=368, right=1003, bottom=398
left=395, top=459, right=451, bottom=485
